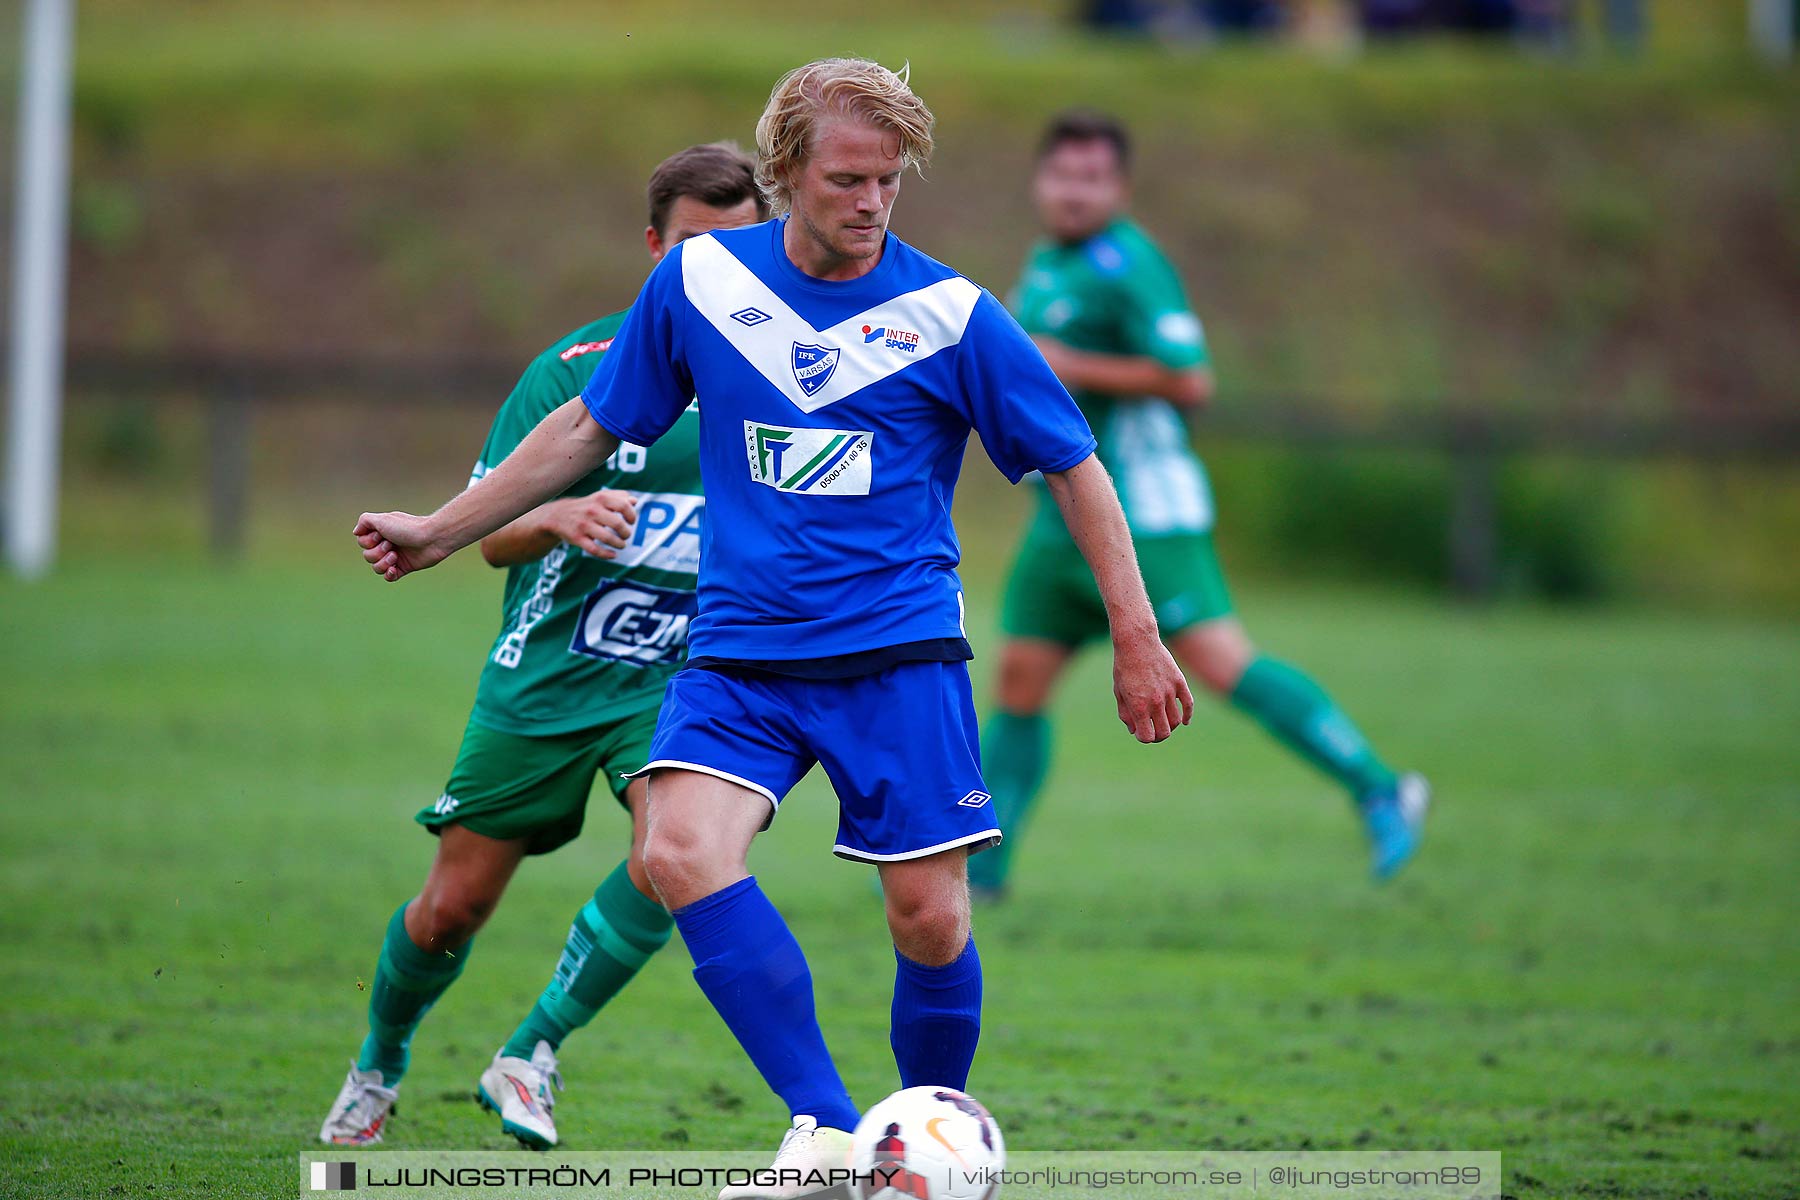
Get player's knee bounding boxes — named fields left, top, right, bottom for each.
left=886, top=890, right=970, bottom=966
left=1182, top=626, right=1253, bottom=695
left=640, top=824, right=716, bottom=897
left=994, top=673, right=1042, bottom=714
left=995, top=653, right=1056, bottom=713
left=638, top=836, right=681, bottom=897
left=415, top=890, right=492, bottom=950
left=1193, top=654, right=1242, bottom=696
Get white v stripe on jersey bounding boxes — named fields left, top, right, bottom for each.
left=581, top=218, right=1099, bottom=660
left=682, top=234, right=982, bottom=414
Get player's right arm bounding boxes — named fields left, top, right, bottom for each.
left=355, top=249, right=695, bottom=583
left=471, top=346, right=639, bottom=567
left=356, top=396, right=621, bottom=582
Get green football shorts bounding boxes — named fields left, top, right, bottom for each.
left=1000, top=529, right=1234, bottom=647
left=415, top=704, right=662, bottom=855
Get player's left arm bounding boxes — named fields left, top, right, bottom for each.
left=1032, top=337, right=1214, bottom=410
left=480, top=487, right=638, bottom=567
left=956, top=292, right=1192, bottom=744
left=1042, top=454, right=1194, bottom=743
left=1038, top=242, right=1214, bottom=409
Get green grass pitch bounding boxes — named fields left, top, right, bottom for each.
left=2, top=531, right=1795, bottom=1198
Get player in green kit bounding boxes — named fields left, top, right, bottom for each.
left=972, top=111, right=1429, bottom=896
left=319, top=144, right=765, bottom=1149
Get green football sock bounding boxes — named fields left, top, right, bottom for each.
left=356, top=902, right=470, bottom=1086
left=967, top=711, right=1051, bottom=891
left=502, top=861, right=673, bottom=1059
left=1229, top=655, right=1397, bottom=801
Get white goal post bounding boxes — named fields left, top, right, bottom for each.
left=5, top=0, right=73, bottom=578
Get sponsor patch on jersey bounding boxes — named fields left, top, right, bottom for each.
left=861, top=324, right=922, bottom=353
left=493, top=545, right=572, bottom=668
left=744, top=421, right=872, bottom=496
left=604, top=491, right=703, bottom=574
left=558, top=338, right=614, bottom=361
left=569, top=578, right=696, bottom=667
left=791, top=342, right=841, bottom=396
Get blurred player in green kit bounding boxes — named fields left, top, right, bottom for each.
left=319, top=144, right=765, bottom=1149
left=973, top=111, right=1428, bottom=897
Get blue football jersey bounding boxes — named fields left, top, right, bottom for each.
left=580, top=218, right=1097, bottom=662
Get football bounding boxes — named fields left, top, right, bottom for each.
left=849, top=1086, right=1007, bottom=1200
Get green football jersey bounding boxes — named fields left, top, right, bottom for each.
left=468, top=310, right=703, bottom=737
left=1009, top=216, right=1216, bottom=539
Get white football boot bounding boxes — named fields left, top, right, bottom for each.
left=476, top=1040, right=562, bottom=1149
left=719, top=1115, right=856, bottom=1200
left=319, top=1062, right=399, bottom=1145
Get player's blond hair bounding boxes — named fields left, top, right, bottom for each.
left=754, top=58, right=935, bottom=216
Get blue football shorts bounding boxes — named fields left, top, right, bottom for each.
left=632, top=659, right=1000, bottom=863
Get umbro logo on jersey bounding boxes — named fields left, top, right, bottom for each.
left=745, top=421, right=872, bottom=496
left=957, top=790, right=992, bottom=809
left=862, top=324, right=922, bottom=353
left=730, top=307, right=772, bottom=327
left=791, top=343, right=841, bottom=396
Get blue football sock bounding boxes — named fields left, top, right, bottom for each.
left=673, top=877, right=859, bottom=1132
left=890, top=937, right=982, bottom=1091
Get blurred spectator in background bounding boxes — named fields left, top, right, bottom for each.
left=1082, top=0, right=1286, bottom=37
left=1080, top=0, right=1570, bottom=42
left=1355, top=0, right=1571, bottom=38
left=1194, top=0, right=1288, bottom=34
left=1517, top=0, right=1577, bottom=47
left=1082, top=0, right=1161, bottom=33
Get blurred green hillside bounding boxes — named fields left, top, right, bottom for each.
left=35, top=0, right=1800, bottom=609
left=60, top=1, right=1799, bottom=407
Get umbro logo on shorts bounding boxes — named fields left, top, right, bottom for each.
left=957, top=790, right=992, bottom=809
left=730, top=307, right=772, bottom=327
